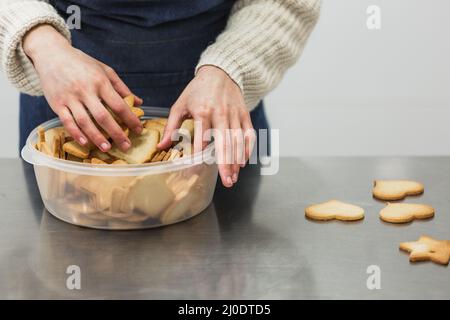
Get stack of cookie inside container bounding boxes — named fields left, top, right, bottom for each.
left=32, top=95, right=214, bottom=229
left=34, top=95, right=194, bottom=165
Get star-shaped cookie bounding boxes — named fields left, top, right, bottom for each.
left=400, top=236, right=450, bottom=265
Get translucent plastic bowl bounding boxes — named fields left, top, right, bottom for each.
left=21, top=107, right=218, bottom=230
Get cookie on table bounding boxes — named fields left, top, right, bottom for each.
left=372, top=180, right=424, bottom=201
left=305, top=200, right=364, bottom=221
left=400, top=236, right=450, bottom=265
left=379, top=203, right=434, bottom=224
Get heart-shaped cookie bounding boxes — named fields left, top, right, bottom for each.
left=372, top=180, right=424, bottom=201
left=305, top=200, right=364, bottom=221
left=379, top=203, right=434, bottom=223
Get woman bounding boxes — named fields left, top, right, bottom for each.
left=0, top=0, right=320, bottom=187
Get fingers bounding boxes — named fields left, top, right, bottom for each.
left=193, top=117, right=212, bottom=155
left=230, top=110, right=244, bottom=184
left=101, top=63, right=143, bottom=106
left=84, top=96, right=131, bottom=151
left=99, top=81, right=143, bottom=134
left=158, top=103, right=186, bottom=150
left=69, top=101, right=111, bottom=152
left=212, top=110, right=233, bottom=188
left=57, top=106, right=88, bottom=146
left=241, top=110, right=256, bottom=166
left=132, top=95, right=143, bottom=107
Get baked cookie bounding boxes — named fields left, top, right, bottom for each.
left=91, top=157, right=107, bottom=165
left=180, top=119, right=194, bottom=141
left=379, top=203, right=434, bottom=223
left=111, top=159, right=127, bottom=165
left=161, top=174, right=201, bottom=224
left=66, top=154, right=84, bottom=162
left=305, top=200, right=364, bottom=221
left=400, top=236, right=450, bottom=265
left=373, top=180, right=424, bottom=201
left=63, top=140, right=91, bottom=159
left=90, top=148, right=114, bottom=163
left=73, top=176, right=134, bottom=211
left=152, top=118, right=168, bottom=126
left=107, top=129, right=159, bottom=164
left=121, top=174, right=175, bottom=218
left=123, top=94, right=135, bottom=108
left=106, top=95, right=144, bottom=125
left=144, top=120, right=165, bottom=142
left=131, top=107, right=144, bottom=118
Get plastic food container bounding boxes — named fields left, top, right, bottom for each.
left=21, top=107, right=218, bottom=230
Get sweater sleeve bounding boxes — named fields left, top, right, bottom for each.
left=196, top=0, right=321, bottom=111
left=0, top=0, right=71, bottom=96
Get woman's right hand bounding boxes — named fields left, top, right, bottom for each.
left=23, top=24, right=143, bottom=152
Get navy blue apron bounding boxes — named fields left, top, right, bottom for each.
left=19, top=0, right=269, bottom=150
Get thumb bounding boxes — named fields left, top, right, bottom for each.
left=158, top=104, right=185, bottom=150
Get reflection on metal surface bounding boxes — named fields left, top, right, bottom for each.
left=31, top=205, right=221, bottom=299
left=0, top=158, right=449, bottom=299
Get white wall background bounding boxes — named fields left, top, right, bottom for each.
left=1, top=0, right=450, bottom=158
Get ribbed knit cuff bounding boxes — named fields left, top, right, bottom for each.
left=0, top=1, right=71, bottom=95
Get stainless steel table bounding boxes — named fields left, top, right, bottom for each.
left=0, top=157, right=449, bottom=299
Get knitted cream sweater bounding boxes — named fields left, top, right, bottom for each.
left=0, top=0, right=320, bottom=111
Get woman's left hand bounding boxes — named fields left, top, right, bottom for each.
left=158, top=65, right=256, bottom=188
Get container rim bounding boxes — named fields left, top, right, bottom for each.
left=21, top=106, right=215, bottom=176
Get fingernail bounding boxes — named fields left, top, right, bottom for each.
left=226, top=176, right=233, bottom=186
left=121, top=140, right=131, bottom=150
left=100, top=142, right=110, bottom=151
left=232, top=173, right=238, bottom=183
left=79, top=137, right=87, bottom=145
